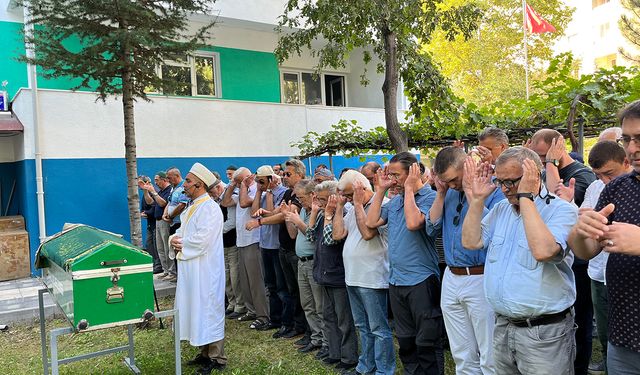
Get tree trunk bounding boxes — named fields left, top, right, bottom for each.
left=566, top=94, right=584, bottom=153
left=120, top=28, right=142, bottom=247
left=381, top=27, right=408, bottom=153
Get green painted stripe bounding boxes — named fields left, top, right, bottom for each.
left=0, top=21, right=281, bottom=103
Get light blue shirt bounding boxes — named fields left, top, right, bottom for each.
left=258, top=184, right=287, bottom=250
left=295, top=208, right=316, bottom=257
left=380, top=185, right=439, bottom=286
left=427, top=188, right=504, bottom=267
left=480, top=187, right=577, bottom=318
left=168, top=181, right=188, bottom=224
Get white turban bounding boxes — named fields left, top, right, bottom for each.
left=189, top=162, right=217, bottom=188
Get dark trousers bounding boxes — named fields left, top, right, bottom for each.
left=591, top=280, right=609, bottom=364
left=322, top=285, right=358, bottom=364
left=390, top=275, right=443, bottom=375
left=261, top=247, right=292, bottom=327
left=573, top=262, right=593, bottom=375
left=145, top=225, right=162, bottom=271
left=169, top=223, right=181, bottom=276
left=279, top=248, right=308, bottom=332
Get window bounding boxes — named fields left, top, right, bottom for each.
left=157, top=52, right=221, bottom=97
left=592, top=0, right=610, bottom=8
left=280, top=71, right=346, bottom=106
left=599, top=22, right=610, bottom=39
left=595, top=54, right=617, bottom=69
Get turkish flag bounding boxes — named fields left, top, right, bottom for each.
left=525, top=3, right=556, bottom=33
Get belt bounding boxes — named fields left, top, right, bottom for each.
left=507, top=308, right=572, bottom=328
left=299, top=255, right=314, bottom=262
left=449, top=265, right=484, bottom=275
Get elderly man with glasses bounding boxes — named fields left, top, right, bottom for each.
left=428, top=146, right=504, bottom=375
left=461, top=146, right=578, bottom=375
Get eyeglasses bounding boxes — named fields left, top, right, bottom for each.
left=453, top=192, right=464, bottom=226
left=284, top=172, right=293, bottom=177
left=617, top=135, right=640, bottom=146
left=494, top=176, right=523, bottom=189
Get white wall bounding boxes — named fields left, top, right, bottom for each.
left=346, top=50, right=385, bottom=109
left=213, top=0, right=288, bottom=27
left=13, top=89, right=404, bottom=160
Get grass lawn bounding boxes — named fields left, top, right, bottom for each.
left=0, top=296, right=602, bottom=374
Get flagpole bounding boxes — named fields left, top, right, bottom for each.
left=523, top=0, right=529, bottom=100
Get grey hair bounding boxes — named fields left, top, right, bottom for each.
left=285, top=158, right=307, bottom=177
left=166, top=167, right=181, bottom=177
left=599, top=127, right=622, bottom=142
left=294, top=179, right=315, bottom=194
left=337, top=170, right=372, bottom=191
left=495, top=146, right=543, bottom=171
left=478, top=127, right=509, bottom=146
left=232, top=167, right=250, bottom=180
left=314, top=180, right=338, bottom=194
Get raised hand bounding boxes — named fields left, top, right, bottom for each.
left=404, top=163, right=422, bottom=192
left=518, top=158, right=541, bottom=194
left=462, top=156, right=476, bottom=196
left=433, top=173, right=448, bottom=195
left=574, top=203, right=614, bottom=240
left=468, top=159, right=495, bottom=202
left=325, top=194, right=338, bottom=217
left=554, top=178, right=575, bottom=202
left=476, top=145, right=493, bottom=163
left=252, top=208, right=271, bottom=218
left=352, top=180, right=366, bottom=206
left=523, top=138, right=533, bottom=149
left=242, top=174, right=255, bottom=188
left=374, top=166, right=394, bottom=192
left=546, top=135, right=566, bottom=161
left=311, top=194, right=321, bottom=213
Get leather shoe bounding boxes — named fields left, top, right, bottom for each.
left=197, top=360, right=226, bottom=374
left=315, top=347, right=330, bottom=360
left=282, top=329, right=305, bottom=339
left=226, top=311, right=244, bottom=320
left=335, top=361, right=357, bottom=370
left=298, top=342, right=321, bottom=353
left=323, top=357, right=341, bottom=365
left=294, top=335, right=310, bottom=347
left=272, top=326, right=292, bottom=339
left=186, top=354, right=210, bottom=367
left=256, top=321, right=280, bottom=331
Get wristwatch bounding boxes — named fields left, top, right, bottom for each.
left=266, top=189, right=272, bottom=193
left=325, top=215, right=334, bottom=221
left=516, top=193, right=535, bottom=201
left=545, top=159, right=560, bottom=167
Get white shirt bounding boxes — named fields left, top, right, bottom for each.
left=581, top=179, right=608, bottom=283
left=235, top=183, right=260, bottom=247
left=174, top=194, right=225, bottom=346
left=342, top=196, right=390, bottom=289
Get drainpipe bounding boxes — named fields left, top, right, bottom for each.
left=24, top=2, right=47, bottom=243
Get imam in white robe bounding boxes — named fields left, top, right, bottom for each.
left=174, top=193, right=225, bottom=346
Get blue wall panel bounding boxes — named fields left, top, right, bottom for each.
left=26, top=154, right=393, bottom=276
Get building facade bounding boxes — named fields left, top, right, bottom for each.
left=0, top=0, right=402, bottom=274
left=557, top=0, right=639, bottom=75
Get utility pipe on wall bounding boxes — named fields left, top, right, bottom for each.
left=24, top=2, right=47, bottom=244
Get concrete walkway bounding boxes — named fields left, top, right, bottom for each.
left=0, top=276, right=176, bottom=325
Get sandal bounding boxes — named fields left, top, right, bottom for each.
left=249, top=318, right=270, bottom=330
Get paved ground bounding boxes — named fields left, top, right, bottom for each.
left=0, top=276, right=176, bottom=326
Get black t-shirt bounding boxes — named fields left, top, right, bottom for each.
left=595, top=171, right=640, bottom=353
left=154, top=185, right=172, bottom=220
left=279, top=189, right=302, bottom=251
left=558, top=161, right=596, bottom=207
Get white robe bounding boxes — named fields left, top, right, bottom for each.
left=174, top=194, right=225, bottom=346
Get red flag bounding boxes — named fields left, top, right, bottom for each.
left=525, top=3, right=556, bottom=34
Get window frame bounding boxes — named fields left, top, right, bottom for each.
left=279, top=69, right=348, bottom=107
left=154, top=51, right=222, bottom=98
